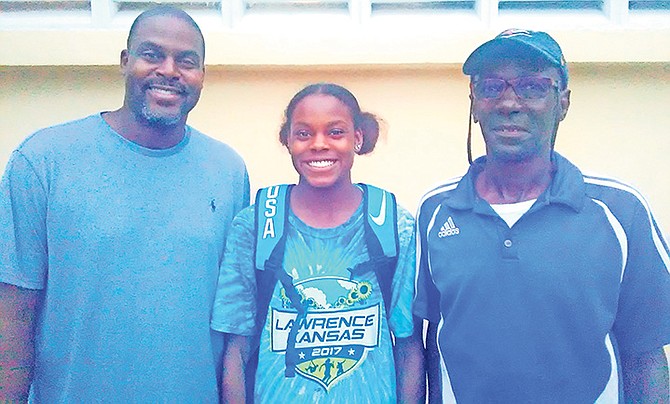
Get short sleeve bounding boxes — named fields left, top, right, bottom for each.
left=239, top=169, right=251, bottom=212
left=210, top=206, right=257, bottom=336
left=387, top=206, right=417, bottom=339
left=612, top=202, right=670, bottom=355
left=0, top=151, right=48, bottom=289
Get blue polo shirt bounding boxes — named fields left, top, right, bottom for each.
left=414, top=152, right=670, bottom=403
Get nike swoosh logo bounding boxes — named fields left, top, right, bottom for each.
left=369, top=191, right=386, bottom=226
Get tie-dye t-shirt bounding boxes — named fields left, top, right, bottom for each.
left=211, top=194, right=416, bottom=403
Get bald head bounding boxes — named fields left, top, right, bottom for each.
left=127, top=6, right=205, bottom=62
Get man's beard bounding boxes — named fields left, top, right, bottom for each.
left=128, top=79, right=195, bottom=129
left=138, top=103, right=184, bottom=128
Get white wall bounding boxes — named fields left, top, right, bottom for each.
left=1, top=63, right=669, bottom=236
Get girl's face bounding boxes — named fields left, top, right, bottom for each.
left=287, top=94, right=362, bottom=191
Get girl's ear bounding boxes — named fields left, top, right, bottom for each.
left=354, top=129, right=363, bottom=153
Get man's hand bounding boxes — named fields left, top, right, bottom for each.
left=395, top=316, right=426, bottom=403
left=0, top=282, right=41, bottom=402
left=622, top=346, right=669, bottom=403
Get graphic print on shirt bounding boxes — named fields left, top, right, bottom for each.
left=271, top=276, right=381, bottom=390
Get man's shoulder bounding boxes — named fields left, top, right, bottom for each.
left=420, top=177, right=463, bottom=199
left=579, top=174, right=661, bottom=236
left=581, top=172, right=649, bottom=212
left=187, top=126, right=223, bottom=146
left=17, top=114, right=101, bottom=154
left=417, top=176, right=464, bottom=212
left=187, top=126, right=246, bottom=166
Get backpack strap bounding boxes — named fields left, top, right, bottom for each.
left=275, top=269, right=307, bottom=377
left=253, top=184, right=292, bottom=349
left=253, top=184, right=305, bottom=378
left=255, top=185, right=291, bottom=270
left=348, top=184, right=399, bottom=313
left=361, top=183, right=399, bottom=259
left=253, top=183, right=297, bottom=338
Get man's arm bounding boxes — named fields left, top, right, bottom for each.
left=621, top=346, right=669, bottom=403
left=394, top=316, right=426, bottom=403
left=0, top=282, right=41, bottom=402
left=221, top=333, right=252, bottom=404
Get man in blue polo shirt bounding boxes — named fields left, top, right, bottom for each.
left=414, top=29, right=670, bottom=403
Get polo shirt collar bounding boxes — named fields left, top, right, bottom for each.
left=443, top=152, right=586, bottom=213
left=541, top=152, right=586, bottom=212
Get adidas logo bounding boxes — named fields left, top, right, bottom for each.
left=438, top=217, right=460, bottom=238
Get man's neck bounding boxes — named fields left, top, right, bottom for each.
left=475, top=154, right=555, bottom=204
left=102, top=108, right=186, bottom=150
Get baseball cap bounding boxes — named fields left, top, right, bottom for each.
left=463, top=29, right=568, bottom=88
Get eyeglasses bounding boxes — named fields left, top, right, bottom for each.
left=472, top=77, right=559, bottom=100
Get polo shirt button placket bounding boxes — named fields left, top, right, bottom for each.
left=502, top=234, right=518, bottom=260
